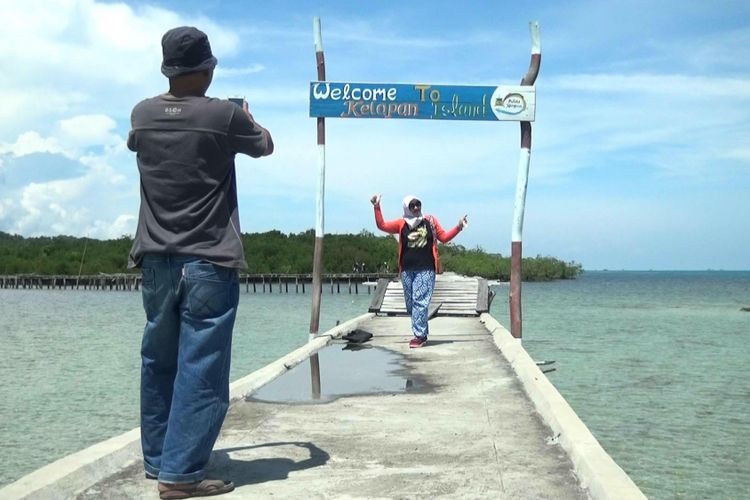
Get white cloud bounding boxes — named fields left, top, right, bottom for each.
left=2, top=159, right=137, bottom=237
left=549, top=73, right=750, bottom=98
left=0, top=126, right=136, bottom=238
left=0, top=89, right=89, bottom=132
left=526, top=69, right=750, bottom=184
left=0, top=131, right=67, bottom=158
left=0, top=0, right=239, bottom=240
left=0, top=0, right=239, bottom=87
left=206, top=85, right=307, bottom=108
left=0, top=198, right=11, bottom=220
left=90, top=214, right=137, bottom=239
left=15, top=178, right=88, bottom=232
left=1, top=114, right=124, bottom=162
left=58, top=114, right=120, bottom=148
left=0, top=0, right=240, bottom=139
left=522, top=190, right=750, bottom=270
left=215, top=65, right=266, bottom=77
left=0, top=0, right=748, bottom=269
left=722, top=147, right=750, bottom=163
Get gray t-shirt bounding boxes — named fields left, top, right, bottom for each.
left=127, top=94, right=270, bottom=269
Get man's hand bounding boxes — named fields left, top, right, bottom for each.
left=370, top=194, right=381, bottom=206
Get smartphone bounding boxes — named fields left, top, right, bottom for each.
left=228, top=97, right=245, bottom=107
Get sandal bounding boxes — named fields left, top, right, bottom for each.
left=158, top=479, right=235, bottom=499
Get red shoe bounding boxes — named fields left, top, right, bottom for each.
left=409, top=336, right=427, bottom=348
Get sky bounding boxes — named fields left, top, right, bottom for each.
left=0, top=0, right=749, bottom=270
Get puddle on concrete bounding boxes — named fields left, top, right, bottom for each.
left=246, top=343, right=428, bottom=404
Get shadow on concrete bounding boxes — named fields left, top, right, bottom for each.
left=209, top=441, right=330, bottom=487
left=423, top=338, right=487, bottom=346
left=423, top=339, right=457, bottom=346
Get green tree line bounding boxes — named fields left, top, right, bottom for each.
left=0, top=230, right=582, bottom=281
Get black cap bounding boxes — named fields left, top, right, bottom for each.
left=160, top=26, right=218, bottom=78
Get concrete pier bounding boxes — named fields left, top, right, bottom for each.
left=1, top=310, right=644, bottom=499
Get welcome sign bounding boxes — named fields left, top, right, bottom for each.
left=309, top=81, right=535, bottom=121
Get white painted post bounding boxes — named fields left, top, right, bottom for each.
left=310, top=16, right=326, bottom=341
left=309, top=16, right=326, bottom=398
left=509, top=21, right=541, bottom=339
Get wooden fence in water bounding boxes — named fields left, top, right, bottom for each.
left=0, top=273, right=395, bottom=294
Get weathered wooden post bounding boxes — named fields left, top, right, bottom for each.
left=509, top=22, right=541, bottom=339
left=309, top=17, right=327, bottom=337
left=308, top=16, right=326, bottom=399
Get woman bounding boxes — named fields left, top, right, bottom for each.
left=371, top=194, right=468, bottom=348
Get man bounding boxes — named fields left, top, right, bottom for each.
left=127, top=26, right=273, bottom=499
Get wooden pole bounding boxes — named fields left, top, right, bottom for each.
left=76, top=236, right=88, bottom=289
left=309, top=18, right=326, bottom=337
left=309, top=16, right=326, bottom=399
left=509, top=21, right=541, bottom=339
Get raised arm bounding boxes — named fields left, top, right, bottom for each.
left=431, top=214, right=466, bottom=243
left=371, top=194, right=402, bottom=234
left=228, top=102, right=274, bottom=157
left=243, top=101, right=274, bottom=156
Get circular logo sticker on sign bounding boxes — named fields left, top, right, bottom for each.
left=491, top=87, right=527, bottom=119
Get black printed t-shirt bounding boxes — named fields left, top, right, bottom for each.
left=401, top=219, right=434, bottom=271
left=127, top=94, right=270, bottom=269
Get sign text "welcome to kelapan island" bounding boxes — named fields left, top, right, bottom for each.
left=309, top=82, right=535, bottom=121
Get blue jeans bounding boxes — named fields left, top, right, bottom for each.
left=139, top=254, right=239, bottom=484
left=401, top=269, right=436, bottom=338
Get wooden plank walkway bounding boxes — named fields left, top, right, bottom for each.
left=369, top=274, right=493, bottom=316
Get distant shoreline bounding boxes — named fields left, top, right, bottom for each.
left=0, top=230, right=583, bottom=281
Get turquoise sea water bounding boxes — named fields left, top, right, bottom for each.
left=1, top=271, right=748, bottom=498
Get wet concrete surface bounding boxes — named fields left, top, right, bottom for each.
left=247, top=341, right=431, bottom=404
